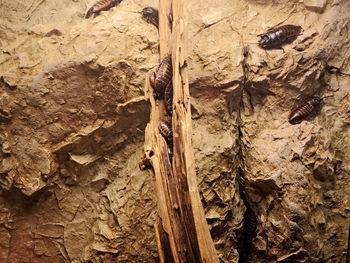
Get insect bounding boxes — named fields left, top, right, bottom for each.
left=85, top=0, right=122, bottom=19
left=159, top=119, right=173, bottom=145
left=258, top=25, right=302, bottom=49
left=141, top=7, right=159, bottom=29
left=237, top=178, right=258, bottom=263
left=288, top=97, right=322, bottom=125
left=167, top=146, right=174, bottom=160
left=164, top=82, right=173, bottom=116
left=238, top=207, right=257, bottom=263
left=169, top=13, right=173, bottom=30
left=159, top=119, right=173, bottom=160
left=150, top=55, right=172, bottom=100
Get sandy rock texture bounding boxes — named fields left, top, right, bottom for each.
left=303, top=0, right=328, bottom=13
left=0, top=0, right=159, bottom=262
left=0, top=0, right=349, bottom=262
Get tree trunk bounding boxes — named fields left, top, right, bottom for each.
left=139, top=0, right=219, bottom=262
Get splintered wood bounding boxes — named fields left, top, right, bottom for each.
left=139, top=0, right=219, bottom=262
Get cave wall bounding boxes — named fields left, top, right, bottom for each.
left=0, top=0, right=349, bottom=262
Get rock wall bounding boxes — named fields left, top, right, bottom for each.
left=0, top=0, right=349, bottom=262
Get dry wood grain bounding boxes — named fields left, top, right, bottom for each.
left=140, top=0, right=219, bottom=262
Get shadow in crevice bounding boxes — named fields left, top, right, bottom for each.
left=1, top=185, right=53, bottom=213
left=237, top=169, right=258, bottom=263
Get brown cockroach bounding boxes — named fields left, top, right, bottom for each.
left=159, top=119, right=173, bottom=145
left=141, top=7, right=159, bottom=29
left=288, top=97, right=322, bottom=125
left=258, top=25, right=302, bottom=49
left=150, top=55, right=172, bottom=100
left=168, top=13, right=173, bottom=30
left=164, top=82, right=173, bottom=116
left=167, top=146, right=174, bottom=160
left=130, top=7, right=172, bottom=30
left=238, top=176, right=258, bottom=263
left=238, top=207, right=257, bottom=263
left=159, top=119, right=173, bottom=161
left=85, top=0, right=122, bottom=19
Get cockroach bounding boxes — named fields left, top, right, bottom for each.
left=167, top=146, right=174, bottom=160
left=150, top=55, right=172, bottom=100
left=288, top=97, right=322, bottom=125
left=141, top=7, right=159, bottom=29
left=238, top=177, right=258, bottom=263
left=85, top=0, right=122, bottom=19
left=258, top=25, right=302, bottom=49
left=164, top=82, right=173, bottom=116
left=159, top=119, right=173, bottom=146
left=238, top=207, right=257, bottom=263
left=169, top=13, right=173, bottom=30
left=159, top=119, right=173, bottom=161
left=131, top=7, right=172, bottom=30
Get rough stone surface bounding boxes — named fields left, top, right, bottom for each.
left=304, top=0, right=328, bottom=13
left=0, top=0, right=349, bottom=262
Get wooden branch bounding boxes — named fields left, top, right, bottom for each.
left=159, top=0, right=172, bottom=58
left=139, top=0, right=219, bottom=262
left=171, top=1, right=219, bottom=262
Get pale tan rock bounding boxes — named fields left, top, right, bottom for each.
left=304, top=0, right=328, bottom=12
left=68, top=153, right=100, bottom=166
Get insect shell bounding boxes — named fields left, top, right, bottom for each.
left=150, top=55, right=172, bottom=100
left=258, top=25, right=302, bottom=49
left=288, top=97, right=322, bottom=125
left=164, top=82, right=173, bottom=116
left=141, top=7, right=159, bottom=29
left=85, top=0, right=121, bottom=19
